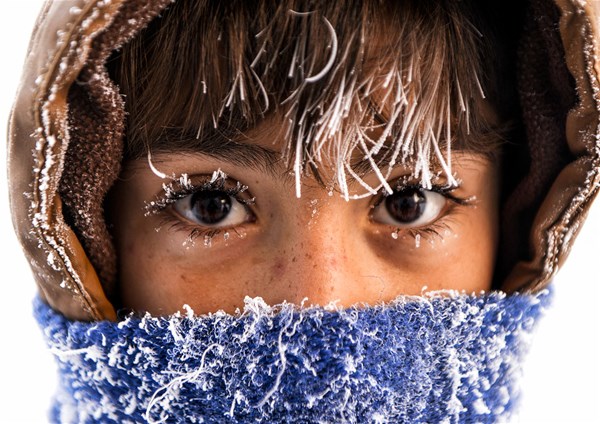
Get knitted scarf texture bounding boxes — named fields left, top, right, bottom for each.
left=35, top=289, right=551, bottom=423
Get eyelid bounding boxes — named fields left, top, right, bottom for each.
left=372, top=179, right=468, bottom=208
left=419, top=185, right=470, bottom=206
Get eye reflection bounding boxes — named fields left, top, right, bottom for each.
left=372, top=187, right=446, bottom=228
left=173, top=190, right=250, bottom=227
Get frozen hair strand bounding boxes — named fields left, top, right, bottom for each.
left=108, top=0, right=508, bottom=197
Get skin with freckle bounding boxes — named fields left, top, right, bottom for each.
left=102, top=1, right=510, bottom=316
left=110, top=120, right=500, bottom=315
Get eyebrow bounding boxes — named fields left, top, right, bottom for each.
left=149, top=129, right=293, bottom=180
left=144, top=122, right=502, bottom=189
left=150, top=128, right=392, bottom=179
left=146, top=129, right=428, bottom=188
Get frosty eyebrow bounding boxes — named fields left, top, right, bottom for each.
left=147, top=120, right=504, bottom=190
left=153, top=131, right=398, bottom=179
left=149, top=132, right=444, bottom=184
left=152, top=133, right=290, bottom=179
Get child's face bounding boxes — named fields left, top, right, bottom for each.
left=110, top=112, right=500, bottom=315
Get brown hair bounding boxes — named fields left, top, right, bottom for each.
left=107, top=0, right=516, bottom=196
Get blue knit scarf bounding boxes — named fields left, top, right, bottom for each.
left=35, top=290, right=550, bottom=423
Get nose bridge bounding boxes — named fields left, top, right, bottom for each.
left=279, top=205, right=364, bottom=306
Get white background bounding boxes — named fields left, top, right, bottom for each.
left=0, top=2, right=598, bottom=423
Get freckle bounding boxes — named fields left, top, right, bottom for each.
left=272, top=258, right=286, bottom=277
left=292, top=256, right=297, bottom=263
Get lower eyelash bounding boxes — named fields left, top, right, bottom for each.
left=155, top=216, right=222, bottom=244
left=155, top=215, right=247, bottom=247
left=390, top=207, right=462, bottom=243
left=402, top=222, right=451, bottom=241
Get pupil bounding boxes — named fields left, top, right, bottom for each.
left=190, top=191, right=232, bottom=224
left=385, top=188, right=426, bottom=223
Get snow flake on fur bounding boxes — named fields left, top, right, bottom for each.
left=35, top=290, right=551, bottom=423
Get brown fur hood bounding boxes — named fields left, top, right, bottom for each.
left=7, top=0, right=600, bottom=321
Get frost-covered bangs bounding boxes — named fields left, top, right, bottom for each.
left=108, top=0, right=512, bottom=197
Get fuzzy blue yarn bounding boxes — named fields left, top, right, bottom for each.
left=35, top=290, right=551, bottom=423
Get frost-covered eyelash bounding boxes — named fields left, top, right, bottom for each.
left=375, top=180, right=473, bottom=207
left=377, top=182, right=474, bottom=243
left=144, top=173, right=254, bottom=217
left=391, top=221, right=454, bottom=245
left=405, top=184, right=472, bottom=207
left=154, top=217, right=245, bottom=248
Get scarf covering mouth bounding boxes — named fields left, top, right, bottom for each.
left=35, top=290, right=551, bottom=423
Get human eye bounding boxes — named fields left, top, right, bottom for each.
left=173, top=189, right=251, bottom=228
left=145, top=170, right=256, bottom=243
left=371, top=183, right=470, bottom=231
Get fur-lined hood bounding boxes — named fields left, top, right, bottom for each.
left=7, top=0, right=600, bottom=321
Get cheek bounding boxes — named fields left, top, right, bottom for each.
left=369, top=208, right=497, bottom=293
left=433, top=216, right=497, bottom=292
left=433, top=200, right=498, bottom=292
left=117, top=224, right=269, bottom=315
left=117, top=230, right=175, bottom=313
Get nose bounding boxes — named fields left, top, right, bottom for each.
left=265, top=203, right=388, bottom=308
